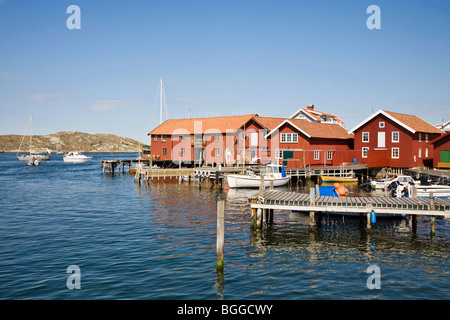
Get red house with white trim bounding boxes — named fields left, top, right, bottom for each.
left=348, top=110, right=444, bottom=168
left=265, top=118, right=354, bottom=168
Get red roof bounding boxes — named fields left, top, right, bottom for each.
left=349, top=110, right=445, bottom=134
left=148, top=114, right=258, bottom=135
left=266, top=119, right=353, bottom=140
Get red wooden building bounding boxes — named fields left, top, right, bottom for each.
left=264, top=118, right=355, bottom=168
left=431, top=132, right=450, bottom=168
left=348, top=110, right=444, bottom=168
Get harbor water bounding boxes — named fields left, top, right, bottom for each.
left=0, top=153, right=448, bottom=299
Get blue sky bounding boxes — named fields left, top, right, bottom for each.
left=1, top=0, right=449, bottom=143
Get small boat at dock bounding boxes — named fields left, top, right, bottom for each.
left=320, top=175, right=358, bottom=183
left=226, top=163, right=290, bottom=188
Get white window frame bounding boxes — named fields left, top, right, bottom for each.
left=418, top=148, right=422, bottom=158
left=379, top=122, right=385, bottom=128
left=314, top=150, right=320, bottom=160
left=215, top=148, right=220, bottom=156
left=362, top=132, right=369, bottom=143
left=180, top=148, right=185, bottom=156
left=327, top=151, right=333, bottom=161
left=162, top=135, right=167, bottom=142
left=275, top=149, right=283, bottom=159
left=392, top=147, right=399, bottom=159
left=418, top=133, right=421, bottom=142
left=425, top=134, right=428, bottom=142
left=362, top=147, right=369, bottom=158
left=154, top=135, right=159, bottom=141
left=425, top=148, right=428, bottom=158
left=280, top=133, right=298, bottom=143
left=392, top=131, right=399, bottom=143
left=162, top=148, right=167, bottom=155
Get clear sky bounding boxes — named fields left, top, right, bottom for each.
left=1, top=0, right=449, bottom=143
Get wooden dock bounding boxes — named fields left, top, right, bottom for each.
left=101, top=159, right=151, bottom=174
left=249, top=188, right=450, bottom=235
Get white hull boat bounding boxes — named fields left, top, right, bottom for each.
left=18, top=154, right=50, bottom=161
left=17, top=116, right=51, bottom=162
left=371, top=175, right=418, bottom=189
left=226, top=163, right=290, bottom=188
left=63, top=152, right=92, bottom=163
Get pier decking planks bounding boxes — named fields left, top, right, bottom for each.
left=250, top=190, right=450, bottom=218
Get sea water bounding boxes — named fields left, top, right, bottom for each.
left=0, top=153, right=448, bottom=299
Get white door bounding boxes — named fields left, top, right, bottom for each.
left=378, top=132, right=385, bottom=148
left=250, top=132, right=258, bottom=147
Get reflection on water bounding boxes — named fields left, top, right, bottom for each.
left=0, top=153, right=448, bottom=300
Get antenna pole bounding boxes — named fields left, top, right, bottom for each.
left=160, top=78, right=163, bottom=124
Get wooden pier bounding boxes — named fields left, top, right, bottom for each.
left=101, top=159, right=151, bottom=174
left=249, top=188, right=450, bottom=235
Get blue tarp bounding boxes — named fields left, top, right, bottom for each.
left=281, top=166, right=286, bottom=178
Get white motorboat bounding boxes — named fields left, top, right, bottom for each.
left=370, top=175, right=418, bottom=189
left=226, top=163, right=290, bottom=188
left=63, top=151, right=92, bottom=163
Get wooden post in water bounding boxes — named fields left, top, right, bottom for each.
left=309, top=187, right=315, bottom=229
left=366, top=204, right=372, bottom=230
left=250, top=199, right=257, bottom=230
left=256, top=208, right=262, bottom=229
left=429, top=192, right=435, bottom=238
left=216, top=199, right=225, bottom=272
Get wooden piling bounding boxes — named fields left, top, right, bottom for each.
left=216, top=199, right=225, bottom=272
left=256, top=208, right=262, bottom=229
left=309, top=187, right=315, bottom=229
left=429, top=192, right=435, bottom=238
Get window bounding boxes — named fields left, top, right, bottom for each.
left=154, top=135, right=159, bottom=141
left=362, top=147, right=369, bottom=158
left=392, top=147, right=399, bottom=159
left=418, top=133, right=421, bottom=142
left=241, top=132, right=247, bottom=140
left=262, top=130, right=268, bottom=141
left=314, top=151, right=320, bottom=160
left=215, top=148, right=220, bottom=156
left=180, top=136, right=184, bottom=142
left=425, top=134, right=428, bottom=142
left=162, top=135, right=167, bottom=142
left=180, top=148, right=185, bottom=156
left=362, top=132, right=369, bottom=142
left=280, top=133, right=298, bottom=143
left=327, top=151, right=333, bottom=160
left=418, top=148, right=422, bottom=158
left=215, top=134, right=220, bottom=141
left=379, top=122, right=385, bottom=128
left=162, top=148, right=167, bottom=155
left=276, top=149, right=283, bottom=159
left=425, top=148, right=428, bottom=158
left=392, top=132, right=399, bottom=143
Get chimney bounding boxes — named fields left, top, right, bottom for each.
left=307, top=104, right=314, bottom=111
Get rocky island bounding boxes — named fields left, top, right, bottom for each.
left=0, top=131, right=141, bottom=153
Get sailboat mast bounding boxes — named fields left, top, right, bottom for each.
left=160, top=78, right=163, bottom=125
left=30, top=115, right=32, bottom=156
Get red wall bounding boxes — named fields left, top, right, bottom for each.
left=433, top=133, right=450, bottom=167
left=353, top=114, right=439, bottom=168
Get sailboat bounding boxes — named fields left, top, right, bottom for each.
left=17, top=116, right=50, bottom=164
